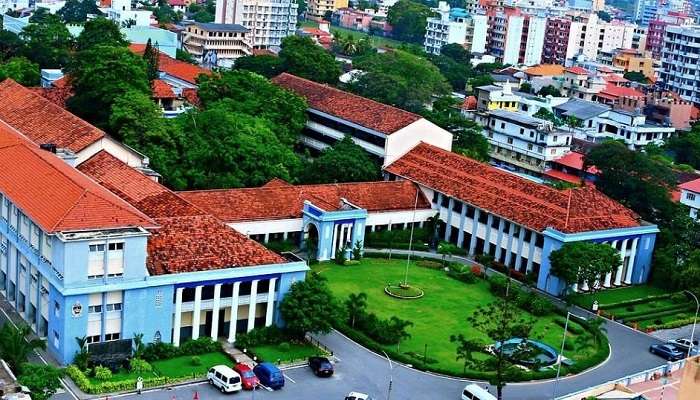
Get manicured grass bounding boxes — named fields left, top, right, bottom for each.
left=313, top=259, right=597, bottom=375
left=252, top=342, right=324, bottom=364
left=87, top=368, right=156, bottom=384
left=299, top=20, right=404, bottom=48
left=570, top=285, right=666, bottom=310
left=152, top=352, right=233, bottom=377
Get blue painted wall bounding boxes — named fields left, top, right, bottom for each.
left=275, top=270, right=308, bottom=326
left=122, top=285, right=175, bottom=345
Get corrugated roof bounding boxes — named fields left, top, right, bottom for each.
left=554, top=99, right=610, bottom=120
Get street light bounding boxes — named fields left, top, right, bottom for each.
left=382, top=350, right=394, bottom=400
left=552, top=311, right=573, bottom=400
left=684, top=290, right=699, bottom=358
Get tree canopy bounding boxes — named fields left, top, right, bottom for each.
left=387, top=0, right=432, bottom=43
left=421, top=97, right=489, bottom=161
left=279, top=273, right=340, bottom=338
left=234, top=54, right=285, bottom=78
left=0, top=57, right=40, bottom=86
left=0, top=31, right=25, bottom=62
left=58, top=0, right=102, bottom=23
left=75, top=17, right=128, bottom=51
left=350, top=50, right=450, bottom=112
left=549, top=242, right=621, bottom=294
left=18, top=364, right=63, bottom=400
left=279, top=36, right=341, bottom=84
left=20, top=15, right=73, bottom=68
left=538, top=85, right=562, bottom=97
left=665, top=127, right=700, bottom=170
left=300, top=136, right=382, bottom=184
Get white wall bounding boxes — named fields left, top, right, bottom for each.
left=366, top=209, right=435, bottom=227
left=503, top=15, right=524, bottom=66
left=471, top=14, right=488, bottom=54
left=228, top=218, right=303, bottom=236
left=384, top=119, right=453, bottom=167
left=523, top=16, right=546, bottom=66
left=76, top=137, right=147, bottom=169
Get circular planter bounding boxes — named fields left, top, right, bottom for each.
left=384, top=284, right=424, bottom=299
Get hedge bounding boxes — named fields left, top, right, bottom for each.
left=599, top=293, right=674, bottom=310
left=612, top=303, right=692, bottom=320
left=646, top=317, right=698, bottom=330
left=365, top=241, right=430, bottom=251
left=65, top=365, right=196, bottom=394
left=620, top=307, right=695, bottom=324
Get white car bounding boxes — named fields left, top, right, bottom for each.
left=207, top=365, right=243, bottom=393
left=673, top=338, right=699, bottom=354
left=462, top=384, right=497, bottom=400
left=345, top=392, right=373, bottom=400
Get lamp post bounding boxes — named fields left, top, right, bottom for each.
left=684, top=290, right=699, bottom=358
left=382, top=350, right=394, bottom=400
left=403, top=190, right=420, bottom=287
left=552, top=311, right=573, bottom=400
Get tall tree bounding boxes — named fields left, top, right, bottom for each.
left=18, top=364, right=63, bottom=400
left=350, top=50, right=450, bottom=112
left=386, top=0, right=432, bottom=43
left=20, top=15, right=73, bottom=68
left=299, top=135, right=382, bottom=183
left=421, top=97, right=490, bottom=161
left=58, top=0, right=102, bottom=23
left=440, top=43, right=471, bottom=65
left=429, top=54, right=470, bottom=91
left=0, top=324, right=45, bottom=374
left=345, top=292, right=368, bottom=328
left=665, top=127, right=700, bottom=170
left=0, top=57, right=40, bottom=86
left=143, top=39, right=161, bottom=81
left=234, top=54, right=285, bottom=78
left=279, top=35, right=341, bottom=84
left=549, top=242, right=621, bottom=295
left=279, top=273, right=341, bottom=338
left=75, top=17, right=128, bottom=51
left=586, top=140, right=677, bottom=225
left=66, top=45, right=150, bottom=127
left=0, top=31, right=26, bottom=62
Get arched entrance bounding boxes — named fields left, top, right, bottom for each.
left=303, top=223, right=320, bottom=261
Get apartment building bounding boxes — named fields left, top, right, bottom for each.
left=659, top=25, right=700, bottom=106
left=213, top=0, right=298, bottom=48
left=566, top=14, right=636, bottom=61
left=612, top=49, right=655, bottom=80
left=183, top=22, right=252, bottom=68
left=542, top=17, right=571, bottom=65
left=100, top=0, right=152, bottom=27
left=0, top=0, right=28, bottom=12
left=424, top=2, right=487, bottom=55
left=486, top=7, right=546, bottom=66
left=306, top=0, right=348, bottom=21
left=645, top=12, right=694, bottom=59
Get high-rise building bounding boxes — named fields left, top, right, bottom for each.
left=424, top=2, right=487, bottom=55
left=214, top=0, right=298, bottom=48
left=565, top=14, right=636, bottom=61
left=485, top=7, right=546, bottom=66
left=645, top=11, right=694, bottom=59
left=182, top=22, right=253, bottom=68
left=659, top=25, right=700, bottom=105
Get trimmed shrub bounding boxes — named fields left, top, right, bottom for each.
left=179, top=337, right=221, bottom=356
left=417, top=260, right=443, bottom=269
left=671, top=293, right=688, bottom=304
left=488, top=274, right=509, bottom=297
left=614, top=303, right=691, bottom=320
left=66, top=364, right=192, bottom=395
left=141, top=341, right=178, bottom=362
left=599, top=293, right=673, bottom=309
left=646, top=316, right=697, bottom=330
left=93, top=365, right=112, bottom=381
left=527, top=295, right=554, bottom=316
left=279, top=342, right=291, bottom=352
left=190, top=356, right=202, bottom=366
left=235, top=326, right=289, bottom=349
left=129, top=358, right=152, bottom=374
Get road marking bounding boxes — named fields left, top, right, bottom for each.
left=284, top=373, right=297, bottom=383
left=259, top=383, right=274, bottom=392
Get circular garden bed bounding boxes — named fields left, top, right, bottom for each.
left=384, top=283, right=425, bottom=299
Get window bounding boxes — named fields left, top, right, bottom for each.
left=687, top=192, right=696, bottom=201
left=507, top=137, right=513, bottom=144
left=89, top=304, right=102, bottom=314
left=105, top=291, right=123, bottom=312
left=88, top=244, right=105, bottom=279
left=104, top=333, right=121, bottom=341
left=86, top=335, right=100, bottom=344
left=53, top=331, right=59, bottom=348
left=107, top=242, right=124, bottom=277
left=54, top=301, right=60, bottom=318
left=500, top=122, right=505, bottom=129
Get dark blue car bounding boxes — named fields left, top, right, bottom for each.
left=253, top=362, right=285, bottom=390
left=649, top=343, right=685, bottom=361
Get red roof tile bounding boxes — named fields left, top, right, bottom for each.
left=271, top=73, right=422, bottom=135
left=179, top=180, right=430, bottom=222
left=0, top=79, right=105, bottom=152
left=599, top=83, right=644, bottom=99
left=680, top=177, right=700, bottom=193
left=543, top=169, right=583, bottom=185
left=565, top=66, right=589, bottom=75
left=28, top=86, right=74, bottom=109
left=78, top=151, right=286, bottom=274
left=0, top=122, right=156, bottom=233
left=129, top=44, right=210, bottom=84
left=552, top=152, right=599, bottom=174
left=152, top=79, right=176, bottom=99
left=181, top=88, right=201, bottom=106
left=385, top=143, right=642, bottom=234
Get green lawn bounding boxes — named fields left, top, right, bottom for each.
left=570, top=285, right=666, bottom=309
left=299, top=20, right=404, bottom=48
left=313, top=259, right=598, bottom=375
left=252, top=342, right=325, bottom=364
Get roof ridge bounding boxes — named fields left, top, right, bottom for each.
left=178, top=179, right=412, bottom=195
left=50, top=189, right=88, bottom=231
left=564, top=189, right=573, bottom=230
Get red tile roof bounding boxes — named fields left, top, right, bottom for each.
left=28, top=86, right=74, bottom=109
left=0, top=122, right=156, bottom=233
left=271, top=73, right=422, bottom=135
left=0, top=79, right=105, bottom=152
left=543, top=169, right=582, bottom=185
left=552, top=152, right=599, bottom=174
left=599, top=83, right=644, bottom=99
left=603, top=74, right=629, bottom=84
left=680, top=177, right=700, bottom=193
left=152, top=79, right=176, bottom=99
left=129, top=44, right=210, bottom=85
left=78, top=151, right=286, bottom=275
left=385, top=143, right=642, bottom=234
left=179, top=179, right=430, bottom=222
left=565, top=66, right=589, bottom=75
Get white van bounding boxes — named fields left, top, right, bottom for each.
left=207, top=365, right=243, bottom=393
left=462, top=384, right=497, bottom=400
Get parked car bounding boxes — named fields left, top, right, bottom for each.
left=673, top=338, right=699, bottom=353
left=207, top=365, right=242, bottom=393
left=344, top=392, right=372, bottom=400
left=309, top=356, right=334, bottom=377
left=233, top=363, right=259, bottom=390
left=462, top=384, right=497, bottom=400
left=649, top=343, right=685, bottom=361
left=253, top=362, right=285, bottom=390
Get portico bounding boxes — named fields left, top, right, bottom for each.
left=301, top=200, right=368, bottom=261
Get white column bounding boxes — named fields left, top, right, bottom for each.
left=227, top=282, right=240, bottom=343
left=614, top=240, right=625, bottom=286
left=604, top=271, right=612, bottom=287
left=581, top=280, right=589, bottom=291
left=330, top=224, right=340, bottom=259
left=210, top=283, right=222, bottom=340
left=247, top=280, right=258, bottom=333
left=192, top=285, right=202, bottom=340
left=265, top=278, right=277, bottom=327
left=625, top=238, right=638, bottom=284
left=173, top=287, right=183, bottom=346
left=571, top=282, right=578, bottom=292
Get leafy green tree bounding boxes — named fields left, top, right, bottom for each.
left=440, top=43, right=471, bottom=64
left=345, top=292, right=368, bottom=328
left=350, top=50, right=450, bottom=111
left=192, top=10, right=215, bottom=22
left=421, top=97, right=490, bottom=161
left=538, top=85, right=562, bottom=97
left=565, top=115, right=583, bottom=129
left=279, top=35, right=341, bottom=83
left=429, top=54, right=470, bottom=91
left=449, top=334, right=484, bottom=373
left=153, top=5, right=178, bottom=24
left=386, top=0, right=432, bottom=43
left=59, top=0, right=102, bottom=23
left=0, top=31, right=26, bottom=62
left=297, top=0, right=307, bottom=16
left=0, top=324, right=45, bottom=374
left=18, top=364, right=63, bottom=400
left=332, top=32, right=374, bottom=57
left=586, top=140, right=678, bottom=225
left=28, top=7, right=51, bottom=23
left=143, top=39, right=160, bottom=81
left=197, top=70, right=307, bottom=145
left=20, top=15, right=73, bottom=68
left=176, top=48, right=196, bottom=64
left=279, top=273, right=341, bottom=338
left=623, top=71, right=648, bottom=83
left=533, top=108, right=562, bottom=126
left=175, top=104, right=302, bottom=189
left=467, top=74, right=494, bottom=93
left=665, top=127, right=700, bottom=169
left=519, top=82, right=532, bottom=93
left=549, top=242, right=621, bottom=295
left=66, top=45, right=150, bottom=127
left=300, top=136, right=382, bottom=183
left=234, top=54, right=285, bottom=78
left=0, top=57, right=40, bottom=86
left=75, top=17, right=128, bottom=51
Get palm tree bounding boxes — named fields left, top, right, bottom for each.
left=0, top=324, right=46, bottom=374
left=133, top=333, right=145, bottom=358
left=587, top=316, right=608, bottom=346
left=345, top=292, right=368, bottom=328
